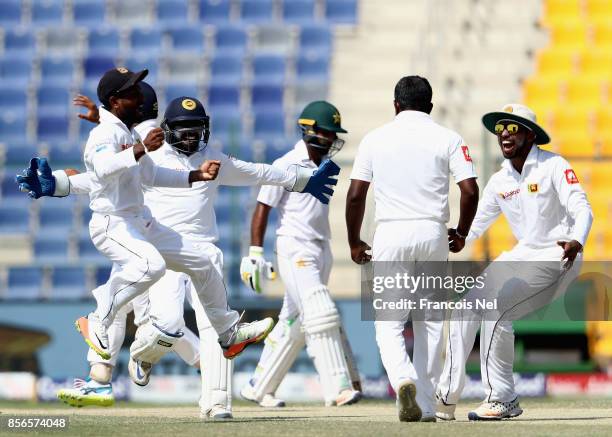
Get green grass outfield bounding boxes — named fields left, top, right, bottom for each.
left=1, top=398, right=611, bottom=437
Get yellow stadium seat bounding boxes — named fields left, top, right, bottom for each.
left=580, top=47, right=612, bottom=78
left=585, top=0, right=612, bottom=24
left=556, top=133, right=597, bottom=157
left=536, top=48, right=579, bottom=76
left=523, top=77, right=564, bottom=109
left=599, top=135, right=612, bottom=157
left=590, top=164, right=612, bottom=188
left=566, top=78, right=606, bottom=107
left=549, top=22, right=590, bottom=49
left=542, top=0, right=583, bottom=27
left=549, top=107, right=593, bottom=137
left=570, top=161, right=593, bottom=190
left=594, top=106, right=612, bottom=135
left=592, top=22, right=612, bottom=47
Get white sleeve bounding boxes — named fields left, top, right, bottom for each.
left=467, top=180, right=501, bottom=241
left=138, top=153, right=191, bottom=188
left=89, top=133, right=139, bottom=180
left=217, top=153, right=296, bottom=188
left=449, top=137, right=477, bottom=183
left=350, top=136, right=373, bottom=182
left=552, top=158, right=593, bottom=246
left=68, top=172, right=93, bottom=195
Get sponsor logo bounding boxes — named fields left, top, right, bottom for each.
left=528, top=183, right=538, bottom=193
left=157, top=340, right=173, bottom=347
left=499, top=188, right=520, bottom=199
left=461, top=145, right=472, bottom=162
left=565, top=169, right=579, bottom=184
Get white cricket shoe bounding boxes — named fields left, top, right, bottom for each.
left=336, top=389, right=362, bottom=406
left=396, top=380, right=422, bottom=422
left=435, top=396, right=456, bottom=421
left=200, top=404, right=233, bottom=420
left=57, top=378, right=114, bottom=407
left=221, top=318, right=275, bottom=359
left=468, top=397, right=523, bottom=421
left=128, top=357, right=152, bottom=386
left=75, top=313, right=110, bottom=360
left=240, top=384, right=286, bottom=407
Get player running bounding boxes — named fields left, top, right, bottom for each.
left=239, top=101, right=362, bottom=408
left=436, top=104, right=593, bottom=421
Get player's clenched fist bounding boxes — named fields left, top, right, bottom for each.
left=188, top=160, right=221, bottom=183
left=143, top=127, right=165, bottom=152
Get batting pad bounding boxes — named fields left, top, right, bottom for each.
left=130, top=322, right=183, bottom=364
left=199, top=325, right=233, bottom=413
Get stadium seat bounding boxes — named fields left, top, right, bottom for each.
left=78, top=236, right=107, bottom=263
left=37, top=115, right=70, bottom=143
left=0, top=58, right=31, bottom=87
left=252, top=54, right=286, bottom=84
left=522, top=77, right=563, bottom=111
left=167, top=27, right=204, bottom=52
left=535, top=49, right=578, bottom=78
left=95, top=265, right=112, bottom=286
left=0, top=87, right=28, bottom=116
left=4, top=143, right=39, bottom=171
left=37, top=87, right=71, bottom=117
left=556, top=133, right=597, bottom=157
left=84, top=56, right=116, bottom=82
left=1, top=172, right=23, bottom=199
left=39, top=56, right=75, bottom=86
left=299, top=25, right=332, bottom=55
left=130, top=28, right=164, bottom=56
left=592, top=22, right=612, bottom=48
left=157, top=0, right=189, bottom=25
left=585, top=0, right=612, bottom=23
left=296, top=53, right=329, bottom=81
left=580, top=48, right=612, bottom=79
left=325, top=0, right=358, bottom=24
left=0, top=204, right=30, bottom=234
left=252, top=26, right=294, bottom=54
left=200, top=0, right=232, bottom=24
left=239, top=0, right=274, bottom=24
left=87, top=28, right=121, bottom=56
left=548, top=22, right=589, bottom=49
left=48, top=144, right=83, bottom=167
left=264, top=136, right=295, bottom=162
left=566, top=78, right=605, bottom=108
left=541, top=0, right=582, bottom=26
left=209, top=54, right=244, bottom=84
left=73, top=0, right=107, bottom=25
left=164, top=84, right=202, bottom=102
left=31, top=0, right=65, bottom=25
left=294, top=81, right=328, bottom=108
left=4, top=28, right=36, bottom=55
left=38, top=202, right=75, bottom=233
left=210, top=111, right=243, bottom=141
left=0, top=0, right=22, bottom=27
left=214, top=26, right=248, bottom=55
left=283, top=0, right=316, bottom=24
left=163, top=54, right=205, bottom=84
left=251, top=83, right=284, bottom=110
left=207, top=84, right=241, bottom=111
left=0, top=115, right=27, bottom=143
left=113, top=0, right=153, bottom=26
left=125, top=56, right=160, bottom=85
left=254, top=111, right=286, bottom=141
left=7, top=267, right=43, bottom=300
left=51, top=266, right=88, bottom=299
left=42, top=27, right=82, bottom=55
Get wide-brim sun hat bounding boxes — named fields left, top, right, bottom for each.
left=482, top=103, right=550, bottom=145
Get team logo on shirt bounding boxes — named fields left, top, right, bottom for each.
left=182, top=99, right=196, bottom=110
left=564, top=169, right=579, bottom=184
left=527, top=183, right=538, bottom=193
left=461, top=145, right=472, bottom=162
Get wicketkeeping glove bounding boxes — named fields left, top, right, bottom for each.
left=240, top=246, right=276, bottom=293
left=15, top=157, right=70, bottom=199
left=292, top=159, right=340, bottom=205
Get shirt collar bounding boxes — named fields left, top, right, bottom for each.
left=501, top=145, right=539, bottom=172
left=294, top=140, right=312, bottom=163
left=394, top=110, right=432, bottom=122
left=136, top=118, right=158, bottom=131
left=99, top=107, right=127, bottom=127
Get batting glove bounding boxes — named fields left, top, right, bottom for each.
left=240, top=246, right=276, bottom=294
left=15, top=157, right=70, bottom=199
left=291, top=159, right=340, bottom=205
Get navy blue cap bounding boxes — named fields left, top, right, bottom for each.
left=139, top=81, right=158, bottom=120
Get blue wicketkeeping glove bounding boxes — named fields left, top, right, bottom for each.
left=15, top=157, right=56, bottom=199
left=302, top=159, right=340, bottom=205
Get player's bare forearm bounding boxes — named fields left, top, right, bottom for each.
left=346, top=180, right=369, bottom=247
left=456, top=177, right=479, bottom=236
left=250, top=202, right=271, bottom=247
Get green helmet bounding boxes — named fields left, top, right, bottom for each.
left=298, top=101, right=347, bottom=157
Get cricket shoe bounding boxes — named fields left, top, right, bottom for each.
left=468, top=397, right=523, bottom=421
left=75, top=313, right=110, bottom=360
left=241, top=384, right=286, bottom=407
left=57, top=378, right=114, bottom=407
left=435, top=395, right=456, bottom=421
left=420, top=415, right=437, bottom=422
left=200, top=404, right=233, bottom=420
left=128, top=357, right=152, bottom=386
left=221, top=317, right=275, bottom=360
left=396, top=380, right=422, bottom=422
left=335, top=389, right=362, bottom=406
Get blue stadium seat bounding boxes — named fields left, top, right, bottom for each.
left=51, top=266, right=88, bottom=299
left=87, top=28, right=120, bottom=56
left=295, top=80, right=328, bottom=108
left=125, top=56, right=160, bottom=85
left=34, top=235, right=69, bottom=263
left=251, top=83, right=284, bottom=111
left=48, top=144, right=82, bottom=167
left=207, top=84, right=241, bottom=111
left=252, top=25, right=293, bottom=54
left=0, top=58, right=31, bottom=87
left=240, top=0, right=274, bottom=24
left=325, top=0, right=357, bottom=24
left=7, top=267, right=43, bottom=300
left=254, top=111, right=286, bottom=140
left=167, top=27, right=204, bottom=53
left=164, top=54, right=204, bottom=84
left=95, top=264, right=112, bottom=286
left=31, top=0, right=65, bottom=25
left=252, top=54, right=286, bottom=84
left=210, top=111, right=242, bottom=141
left=130, top=28, right=163, bottom=55
left=299, top=25, right=332, bottom=55
left=283, top=0, right=315, bottom=24
left=164, top=84, right=201, bottom=102
left=73, top=0, right=106, bottom=25
left=0, top=204, right=30, bottom=233
left=209, top=54, right=243, bottom=84
left=78, top=236, right=106, bottom=263
left=4, top=144, right=39, bottom=171
left=200, top=0, right=231, bottom=24
left=37, top=115, right=70, bottom=143
left=296, top=53, right=329, bottom=81
left=84, top=56, right=116, bottom=82
left=0, top=87, right=28, bottom=116
left=113, top=0, right=152, bottom=26
left=38, top=201, right=75, bottom=233
left=214, top=26, right=248, bottom=55
left=1, top=172, right=23, bottom=199
left=4, top=28, right=35, bottom=56
left=0, top=0, right=22, bottom=27
left=0, top=115, right=27, bottom=143
left=264, top=136, right=296, bottom=161
left=37, top=86, right=70, bottom=117
left=157, top=0, right=189, bottom=25
left=40, top=56, right=75, bottom=86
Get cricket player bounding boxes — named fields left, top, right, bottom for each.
left=346, top=76, right=479, bottom=421
left=436, top=104, right=593, bottom=421
left=19, top=94, right=341, bottom=419
left=239, top=101, right=362, bottom=407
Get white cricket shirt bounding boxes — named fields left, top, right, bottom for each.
left=257, top=140, right=331, bottom=241
left=468, top=146, right=593, bottom=248
left=350, top=110, right=477, bottom=224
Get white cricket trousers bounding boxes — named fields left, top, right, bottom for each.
left=372, top=219, right=448, bottom=417
left=437, top=244, right=582, bottom=404
left=89, top=212, right=239, bottom=335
